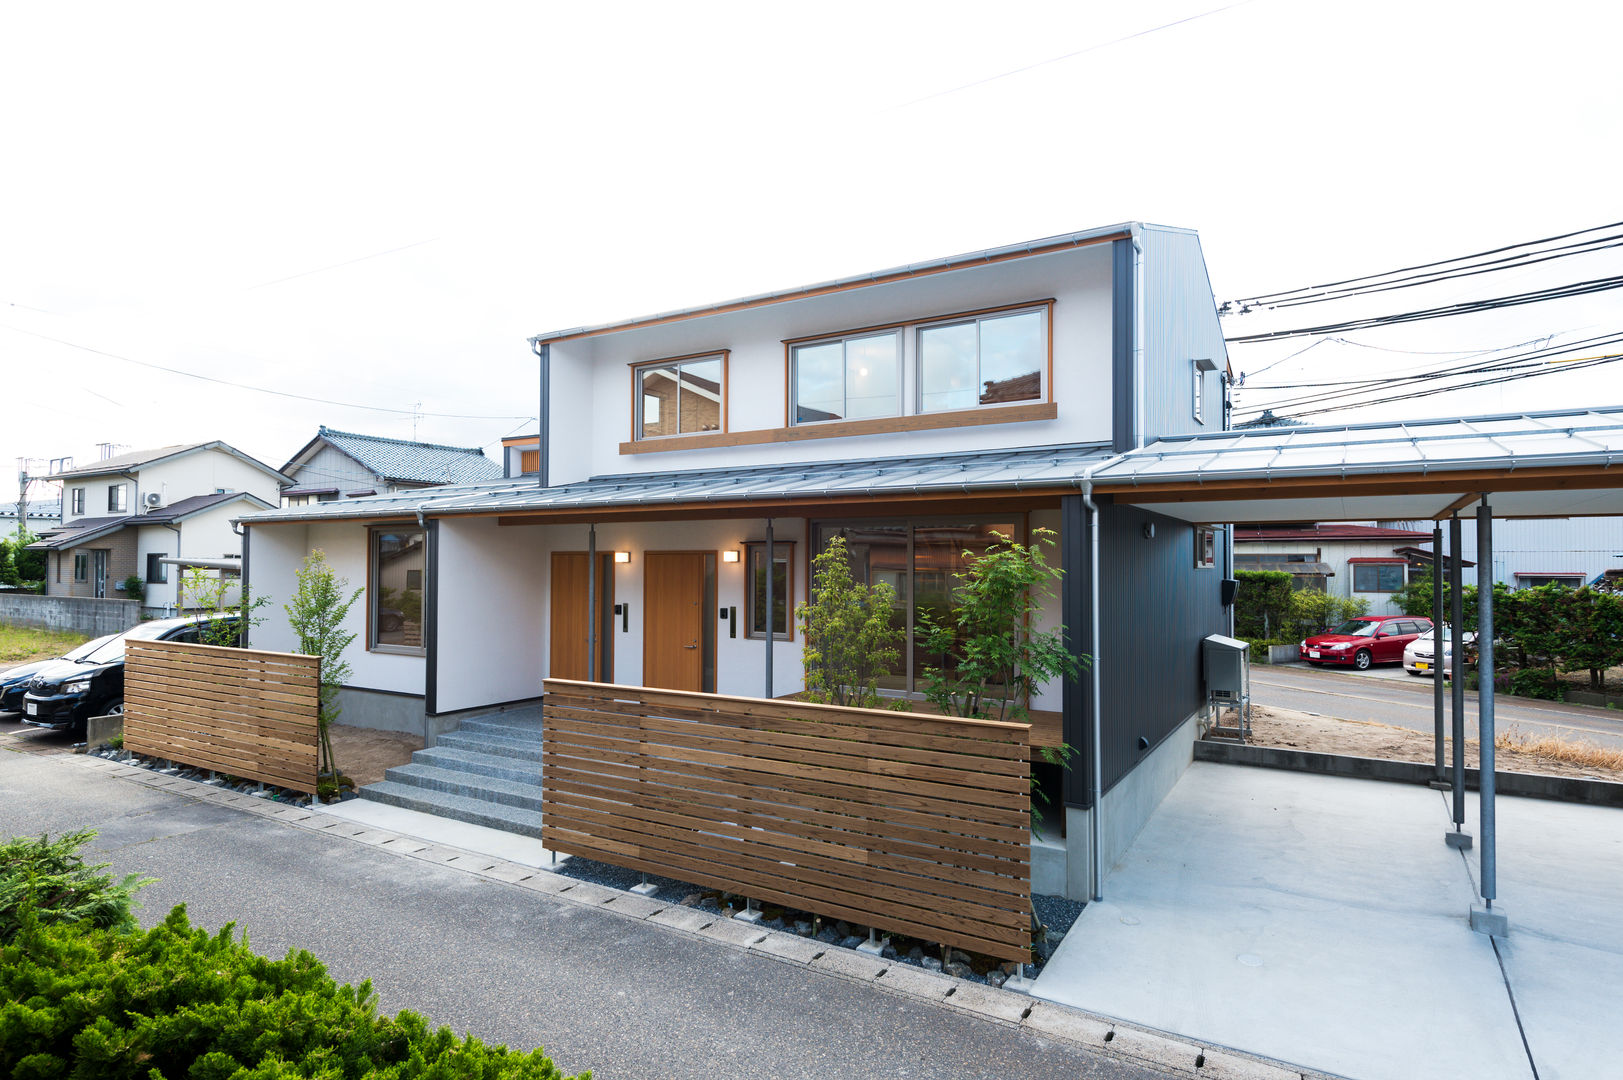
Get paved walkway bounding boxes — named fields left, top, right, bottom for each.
left=0, top=743, right=1305, bottom=1080
left=1033, top=761, right=1623, bottom=1079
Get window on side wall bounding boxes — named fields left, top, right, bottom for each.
left=108, top=484, right=128, bottom=513
left=1352, top=563, right=1406, bottom=592
left=1192, top=360, right=1204, bottom=423
left=918, top=307, right=1045, bottom=413
left=634, top=353, right=725, bottom=439
left=71, top=488, right=85, bottom=515
left=74, top=553, right=88, bottom=581
left=744, top=542, right=794, bottom=641
left=1195, top=527, right=1216, bottom=569
left=146, top=553, right=168, bottom=584
left=792, top=331, right=901, bottom=424
left=370, top=527, right=427, bottom=653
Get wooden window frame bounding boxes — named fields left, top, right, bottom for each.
left=367, top=525, right=428, bottom=656
left=1194, top=527, right=1217, bottom=569
left=915, top=301, right=1053, bottom=416
left=628, top=350, right=730, bottom=442
left=743, top=541, right=795, bottom=642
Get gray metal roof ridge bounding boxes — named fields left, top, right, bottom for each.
left=1148, top=405, right=1623, bottom=446
left=528, top=223, right=1137, bottom=344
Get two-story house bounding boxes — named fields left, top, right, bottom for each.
left=279, top=427, right=502, bottom=506
left=244, top=222, right=1233, bottom=900
left=32, top=442, right=288, bottom=611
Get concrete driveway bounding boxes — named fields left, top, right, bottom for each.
left=1032, top=761, right=1623, bottom=1080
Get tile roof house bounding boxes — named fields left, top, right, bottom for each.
left=33, top=441, right=286, bottom=611
left=279, top=427, right=502, bottom=505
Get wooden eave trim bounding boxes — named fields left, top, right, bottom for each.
left=533, top=232, right=1125, bottom=346
left=780, top=298, right=1055, bottom=347
left=626, top=348, right=731, bottom=369
left=619, top=401, right=1058, bottom=455
left=1095, top=465, right=1623, bottom=503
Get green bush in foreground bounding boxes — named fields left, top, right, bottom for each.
left=0, top=905, right=584, bottom=1079
left=0, top=831, right=152, bottom=941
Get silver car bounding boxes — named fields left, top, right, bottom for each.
left=1404, top=625, right=1477, bottom=676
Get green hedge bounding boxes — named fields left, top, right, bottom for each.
left=1, top=906, right=583, bottom=1079
left=1233, top=571, right=1293, bottom=641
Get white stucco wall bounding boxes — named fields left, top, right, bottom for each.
left=142, top=449, right=284, bottom=508
left=543, top=243, right=1115, bottom=485
left=435, top=517, right=546, bottom=713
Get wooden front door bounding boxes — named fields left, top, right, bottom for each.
left=644, top=551, right=707, bottom=692
left=550, top=552, right=614, bottom=682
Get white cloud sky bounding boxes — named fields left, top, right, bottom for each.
left=3, top=0, right=1621, bottom=498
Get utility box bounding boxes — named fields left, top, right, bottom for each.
left=1203, top=634, right=1251, bottom=742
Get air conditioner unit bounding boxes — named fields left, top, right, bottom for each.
left=144, top=492, right=164, bottom=508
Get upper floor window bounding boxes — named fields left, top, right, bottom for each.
left=634, top=352, right=725, bottom=440
left=70, top=488, right=84, bottom=515
left=791, top=331, right=901, bottom=424
left=107, top=484, right=128, bottom=513
left=918, top=307, right=1045, bottom=413
left=1192, top=359, right=1204, bottom=423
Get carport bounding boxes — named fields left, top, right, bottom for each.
left=1037, top=406, right=1623, bottom=1078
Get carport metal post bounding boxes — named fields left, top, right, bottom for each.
left=1448, top=515, right=1468, bottom=839
left=587, top=524, right=597, bottom=682
left=1432, top=523, right=1444, bottom=782
left=1476, top=500, right=1497, bottom=911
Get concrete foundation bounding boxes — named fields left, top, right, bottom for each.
left=1062, top=709, right=1200, bottom=900
left=334, top=687, right=459, bottom=744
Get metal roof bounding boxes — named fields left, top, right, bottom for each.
left=1093, top=408, right=1623, bottom=485
left=50, top=441, right=292, bottom=483
left=0, top=500, right=62, bottom=520
left=528, top=223, right=1135, bottom=345
left=289, top=427, right=502, bottom=486
left=241, top=443, right=1116, bottom=525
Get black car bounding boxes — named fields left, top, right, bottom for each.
left=0, top=634, right=118, bottom=712
left=20, top=615, right=242, bottom=736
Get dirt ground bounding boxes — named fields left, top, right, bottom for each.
left=1238, top=703, right=1623, bottom=783
left=328, top=725, right=422, bottom=787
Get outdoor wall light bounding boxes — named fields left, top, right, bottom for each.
left=613, top=551, right=631, bottom=564
left=722, top=549, right=741, bottom=563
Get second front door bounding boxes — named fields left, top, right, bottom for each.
left=644, top=551, right=712, bottom=692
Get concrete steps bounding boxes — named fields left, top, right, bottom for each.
left=358, top=710, right=546, bottom=837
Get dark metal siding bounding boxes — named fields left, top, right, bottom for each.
left=1111, top=238, right=1136, bottom=453
left=1064, top=499, right=1229, bottom=807
left=424, top=519, right=440, bottom=717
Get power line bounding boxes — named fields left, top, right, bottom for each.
left=1223, top=274, right=1623, bottom=344
left=0, top=323, right=531, bottom=421
left=889, top=1, right=1255, bottom=111
left=1228, top=220, right=1623, bottom=306
left=243, top=238, right=438, bottom=292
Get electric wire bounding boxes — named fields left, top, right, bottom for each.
left=0, top=323, right=532, bottom=421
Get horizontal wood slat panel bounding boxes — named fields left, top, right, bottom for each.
left=124, top=641, right=320, bottom=793
left=541, top=680, right=1031, bottom=963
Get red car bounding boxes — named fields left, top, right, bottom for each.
left=1299, top=615, right=1433, bottom=671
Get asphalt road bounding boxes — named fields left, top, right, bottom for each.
left=0, top=746, right=1174, bottom=1080
left=1252, top=663, right=1623, bottom=750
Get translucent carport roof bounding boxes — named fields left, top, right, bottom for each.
left=1091, top=406, right=1623, bottom=523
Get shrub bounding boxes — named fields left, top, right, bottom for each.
left=0, top=906, right=582, bottom=1079
left=119, top=574, right=145, bottom=601
left=796, top=536, right=902, bottom=709
left=1509, top=667, right=1564, bottom=701
left=0, top=831, right=152, bottom=943
left=1233, top=571, right=1293, bottom=641
left=1284, top=590, right=1369, bottom=641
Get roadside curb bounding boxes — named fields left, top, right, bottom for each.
left=60, top=750, right=1325, bottom=1080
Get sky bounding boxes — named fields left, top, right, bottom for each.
left=4, top=0, right=1622, bottom=502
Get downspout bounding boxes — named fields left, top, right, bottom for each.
left=531, top=341, right=551, bottom=488
left=162, top=522, right=182, bottom=617
left=1077, top=448, right=1133, bottom=901
left=1131, top=225, right=1146, bottom=449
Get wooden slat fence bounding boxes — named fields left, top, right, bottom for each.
left=542, top=679, right=1033, bottom=962
left=125, top=640, right=320, bottom=793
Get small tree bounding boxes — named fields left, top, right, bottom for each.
left=917, top=529, right=1085, bottom=725
left=119, top=575, right=144, bottom=602
left=284, top=550, right=364, bottom=790
left=179, top=566, right=269, bottom=647
left=1284, top=589, right=1370, bottom=640
left=796, top=536, right=903, bottom=709
left=0, top=540, right=18, bottom=588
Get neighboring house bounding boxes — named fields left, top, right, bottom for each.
left=1234, top=522, right=1472, bottom=617
left=1383, top=516, right=1623, bottom=591
left=279, top=427, right=502, bottom=506
left=0, top=498, right=63, bottom=537
left=244, top=222, right=1234, bottom=901
left=30, top=443, right=287, bottom=611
